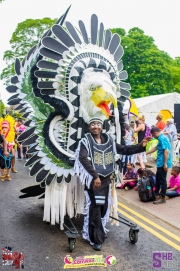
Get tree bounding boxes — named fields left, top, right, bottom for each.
left=1, top=18, right=57, bottom=85
left=171, top=57, right=180, bottom=92
left=0, top=100, right=6, bottom=117
left=111, top=27, right=177, bottom=98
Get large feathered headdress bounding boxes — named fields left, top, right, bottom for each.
left=6, top=6, right=131, bottom=186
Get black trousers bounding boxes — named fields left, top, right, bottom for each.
left=155, top=167, right=167, bottom=198
left=0, top=157, right=5, bottom=169
left=87, top=185, right=109, bottom=245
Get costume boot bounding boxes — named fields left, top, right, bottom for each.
left=11, top=167, right=17, bottom=173
left=0, top=176, right=5, bottom=181
left=6, top=174, right=11, bottom=181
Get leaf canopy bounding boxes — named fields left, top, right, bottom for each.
left=111, top=27, right=179, bottom=97
left=1, top=17, right=56, bottom=85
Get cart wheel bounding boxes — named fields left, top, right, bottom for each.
left=129, top=229, right=138, bottom=244
left=69, top=238, right=76, bottom=252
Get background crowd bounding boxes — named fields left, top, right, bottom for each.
left=117, top=113, right=180, bottom=204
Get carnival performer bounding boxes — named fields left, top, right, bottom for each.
left=0, top=132, right=9, bottom=181
left=0, top=116, right=16, bottom=180
left=75, top=117, right=150, bottom=251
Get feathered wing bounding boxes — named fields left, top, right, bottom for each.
left=6, top=8, right=131, bottom=228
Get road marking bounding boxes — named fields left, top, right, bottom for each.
left=118, top=201, right=180, bottom=242
left=117, top=208, right=180, bottom=252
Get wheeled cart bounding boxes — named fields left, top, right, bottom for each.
left=64, top=213, right=139, bottom=252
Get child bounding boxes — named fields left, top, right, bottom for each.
left=134, top=168, right=144, bottom=191
left=134, top=169, right=156, bottom=191
left=166, top=166, right=180, bottom=198
left=119, top=163, right=138, bottom=190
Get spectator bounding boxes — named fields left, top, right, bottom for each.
left=119, top=163, right=138, bottom=190
left=155, top=114, right=166, bottom=131
left=166, top=166, right=180, bottom=199
left=134, top=115, right=147, bottom=169
left=163, top=119, right=177, bottom=142
left=134, top=169, right=156, bottom=191
left=16, top=120, right=29, bottom=161
left=122, top=123, right=136, bottom=174
left=124, top=123, right=135, bottom=146
left=134, top=168, right=144, bottom=191
left=146, top=127, right=172, bottom=204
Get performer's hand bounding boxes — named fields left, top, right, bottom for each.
left=145, top=136, right=152, bottom=141
left=3, top=151, right=9, bottom=157
left=93, top=177, right=101, bottom=189
left=141, top=137, right=151, bottom=147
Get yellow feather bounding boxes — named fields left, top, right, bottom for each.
left=0, top=115, right=15, bottom=143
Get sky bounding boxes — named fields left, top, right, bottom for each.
left=0, top=0, right=180, bottom=104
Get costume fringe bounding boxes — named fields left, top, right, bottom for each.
left=43, top=176, right=85, bottom=230
left=74, top=138, right=93, bottom=188
left=82, top=191, right=91, bottom=243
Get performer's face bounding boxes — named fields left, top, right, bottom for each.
left=89, top=122, right=103, bottom=135
left=2, top=127, right=8, bottom=135
left=2, top=127, right=8, bottom=132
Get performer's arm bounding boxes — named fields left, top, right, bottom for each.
left=79, top=143, right=99, bottom=179
left=116, top=139, right=149, bottom=156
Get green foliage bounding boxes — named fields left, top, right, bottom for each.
left=1, top=17, right=57, bottom=85
left=7, top=109, right=23, bottom=120
left=111, top=27, right=179, bottom=98
left=171, top=57, right=180, bottom=92
left=38, top=137, right=72, bottom=169
left=111, top=28, right=126, bottom=36
left=0, top=101, right=5, bottom=116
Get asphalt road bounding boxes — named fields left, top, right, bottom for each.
left=0, top=159, right=180, bottom=271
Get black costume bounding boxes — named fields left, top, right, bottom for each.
left=79, top=133, right=145, bottom=245
left=0, top=135, right=5, bottom=169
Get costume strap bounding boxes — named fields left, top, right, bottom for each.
left=0, top=153, right=13, bottom=169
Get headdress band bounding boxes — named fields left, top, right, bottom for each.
left=88, top=118, right=104, bottom=125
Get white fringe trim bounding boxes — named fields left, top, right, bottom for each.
left=82, top=191, right=91, bottom=243
left=74, top=138, right=93, bottom=188
left=109, top=181, right=119, bottom=226
left=43, top=176, right=85, bottom=230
